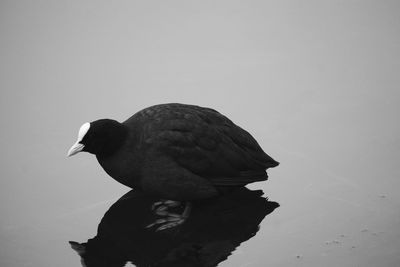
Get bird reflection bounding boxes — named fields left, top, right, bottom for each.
left=70, top=187, right=279, bottom=267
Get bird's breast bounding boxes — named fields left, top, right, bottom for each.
left=97, top=150, right=143, bottom=189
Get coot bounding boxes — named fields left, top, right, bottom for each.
left=68, top=103, right=279, bottom=229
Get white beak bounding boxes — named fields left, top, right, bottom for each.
left=67, top=142, right=85, bottom=157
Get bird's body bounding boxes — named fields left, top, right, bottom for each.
left=69, top=103, right=279, bottom=201
left=82, top=103, right=279, bottom=201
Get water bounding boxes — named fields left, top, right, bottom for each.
left=1, top=1, right=400, bottom=266
left=2, top=147, right=399, bottom=266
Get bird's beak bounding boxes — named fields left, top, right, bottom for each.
left=67, top=142, right=85, bottom=157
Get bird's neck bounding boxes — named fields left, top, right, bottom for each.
left=98, top=123, right=129, bottom=158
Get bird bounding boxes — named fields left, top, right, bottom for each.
left=68, top=103, right=279, bottom=229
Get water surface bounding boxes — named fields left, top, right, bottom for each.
left=1, top=1, right=399, bottom=266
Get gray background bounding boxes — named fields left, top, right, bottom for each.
left=1, top=1, right=399, bottom=266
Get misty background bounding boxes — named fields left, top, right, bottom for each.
left=1, top=1, right=399, bottom=266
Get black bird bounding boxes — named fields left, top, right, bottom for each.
left=68, top=103, right=279, bottom=229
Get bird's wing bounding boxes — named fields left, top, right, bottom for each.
left=139, top=104, right=279, bottom=186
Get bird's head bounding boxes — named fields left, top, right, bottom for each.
left=67, top=119, right=128, bottom=157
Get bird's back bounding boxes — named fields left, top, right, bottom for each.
left=124, top=103, right=279, bottom=187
